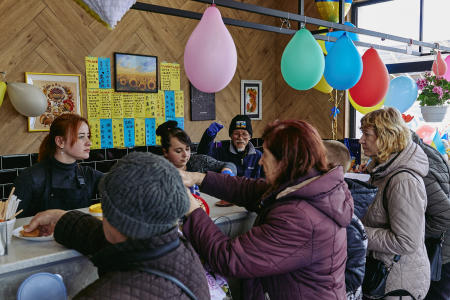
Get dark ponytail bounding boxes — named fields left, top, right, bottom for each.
left=38, top=114, right=90, bottom=162
left=156, top=121, right=191, bottom=151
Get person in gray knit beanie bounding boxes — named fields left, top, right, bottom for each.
left=99, top=151, right=189, bottom=239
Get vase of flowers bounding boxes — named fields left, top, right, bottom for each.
left=416, top=72, right=450, bottom=122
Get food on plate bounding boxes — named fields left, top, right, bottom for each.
left=20, top=224, right=40, bottom=237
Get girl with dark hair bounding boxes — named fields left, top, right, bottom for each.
left=179, top=119, right=353, bottom=300
left=156, top=120, right=236, bottom=175
left=15, top=113, right=103, bottom=217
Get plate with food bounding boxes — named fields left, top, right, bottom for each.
left=12, top=225, right=54, bottom=241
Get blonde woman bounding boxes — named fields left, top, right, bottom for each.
left=359, top=107, right=430, bottom=299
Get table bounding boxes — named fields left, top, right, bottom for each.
left=0, top=194, right=256, bottom=299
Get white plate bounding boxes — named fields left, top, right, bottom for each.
left=12, top=226, right=54, bottom=242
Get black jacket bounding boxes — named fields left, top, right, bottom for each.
left=197, top=131, right=262, bottom=178
left=411, top=131, right=450, bottom=264
left=55, top=211, right=210, bottom=300
left=15, top=158, right=103, bottom=217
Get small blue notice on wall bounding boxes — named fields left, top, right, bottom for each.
left=145, top=118, right=156, bottom=146
left=174, top=117, right=184, bottom=130
left=165, top=91, right=175, bottom=119
left=98, top=57, right=111, bottom=89
left=100, top=119, right=113, bottom=149
left=124, top=118, right=135, bottom=148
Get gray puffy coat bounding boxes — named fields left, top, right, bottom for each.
left=363, top=141, right=430, bottom=299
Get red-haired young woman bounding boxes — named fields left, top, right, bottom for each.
left=15, top=114, right=103, bottom=217
left=180, top=119, right=353, bottom=300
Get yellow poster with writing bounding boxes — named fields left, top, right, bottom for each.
left=175, top=90, right=184, bottom=117
left=85, top=57, right=99, bottom=89
left=122, top=93, right=135, bottom=118
left=87, top=89, right=101, bottom=119
left=135, top=118, right=146, bottom=146
left=170, top=63, right=180, bottom=91
left=145, top=94, right=157, bottom=118
left=156, top=90, right=165, bottom=119
left=160, top=62, right=171, bottom=91
left=112, top=93, right=123, bottom=118
left=134, top=93, right=146, bottom=118
left=89, top=118, right=101, bottom=149
left=155, top=116, right=166, bottom=145
left=99, top=89, right=112, bottom=119
left=112, top=118, right=124, bottom=148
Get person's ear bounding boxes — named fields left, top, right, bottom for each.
left=162, top=148, right=168, bottom=158
left=54, top=136, right=65, bottom=149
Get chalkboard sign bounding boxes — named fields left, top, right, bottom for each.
left=190, top=83, right=215, bottom=121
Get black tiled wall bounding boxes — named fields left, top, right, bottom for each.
left=0, top=138, right=264, bottom=200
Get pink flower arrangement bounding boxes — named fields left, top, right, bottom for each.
left=416, top=72, right=450, bottom=106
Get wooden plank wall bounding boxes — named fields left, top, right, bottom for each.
left=0, top=0, right=344, bottom=155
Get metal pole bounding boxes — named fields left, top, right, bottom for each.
left=419, top=0, right=424, bottom=53
left=188, top=0, right=450, bottom=52
left=131, top=1, right=450, bottom=53
left=339, top=0, right=345, bottom=24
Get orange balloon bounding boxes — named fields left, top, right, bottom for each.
left=432, top=51, right=447, bottom=76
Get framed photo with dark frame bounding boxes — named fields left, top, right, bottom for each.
left=114, top=52, right=158, bottom=93
left=190, top=83, right=216, bottom=121
left=241, top=80, right=262, bottom=120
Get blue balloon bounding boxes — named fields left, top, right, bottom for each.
left=324, top=33, right=362, bottom=90
left=325, top=22, right=359, bottom=53
left=384, top=76, right=418, bottom=113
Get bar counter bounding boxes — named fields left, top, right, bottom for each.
left=0, top=194, right=256, bottom=299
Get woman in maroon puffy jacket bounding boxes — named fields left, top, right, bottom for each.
left=181, top=120, right=353, bottom=300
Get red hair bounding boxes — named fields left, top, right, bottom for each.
left=262, top=120, right=329, bottom=189
left=38, top=114, right=90, bottom=162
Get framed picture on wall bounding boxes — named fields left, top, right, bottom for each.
left=25, top=72, right=82, bottom=132
left=190, top=83, right=216, bottom=121
left=114, top=52, right=158, bottom=93
left=241, top=80, right=262, bottom=120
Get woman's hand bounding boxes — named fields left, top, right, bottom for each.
left=179, top=170, right=206, bottom=187
left=25, top=209, right=67, bottom=236
left=185, top=188, right=202, bottom=216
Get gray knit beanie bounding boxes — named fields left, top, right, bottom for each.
left=99, top=152, right=189, bottom=239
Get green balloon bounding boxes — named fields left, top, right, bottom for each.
left=281, top=28, right=325, bottom=90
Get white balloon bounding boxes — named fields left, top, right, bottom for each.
left=7, top=82, right=47, bottom=117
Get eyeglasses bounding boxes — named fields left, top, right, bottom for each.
left=232, top=132, right=250, bottom=139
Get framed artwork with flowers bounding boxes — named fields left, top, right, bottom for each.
left=25, top=72, right=82, bottom=132
left=240, top=80, right=262, bottom=120
left=114, top=52, right=158, bottom=93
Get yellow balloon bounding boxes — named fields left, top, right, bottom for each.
left=313, top=74, right=333, bottom=94
left=349, top=93, right=385, bottom=114
left=0, top=82, right=6, bottom=107
left=316, top=1, right=352, bottom=23
left=317, top=26, right=328, bottom=55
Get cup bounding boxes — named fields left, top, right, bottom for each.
left=0, top=218, right=16, bottom=256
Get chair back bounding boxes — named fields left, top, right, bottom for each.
left=17, top=272, right=67, bottom=300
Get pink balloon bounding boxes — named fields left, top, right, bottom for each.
left=184, top=5, right=237, bottom=93
left=416, top=124, right=435, bottom=144
left=432, top=51, right=447, bottom=76
left=444, top=55, right=450, bottom=81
